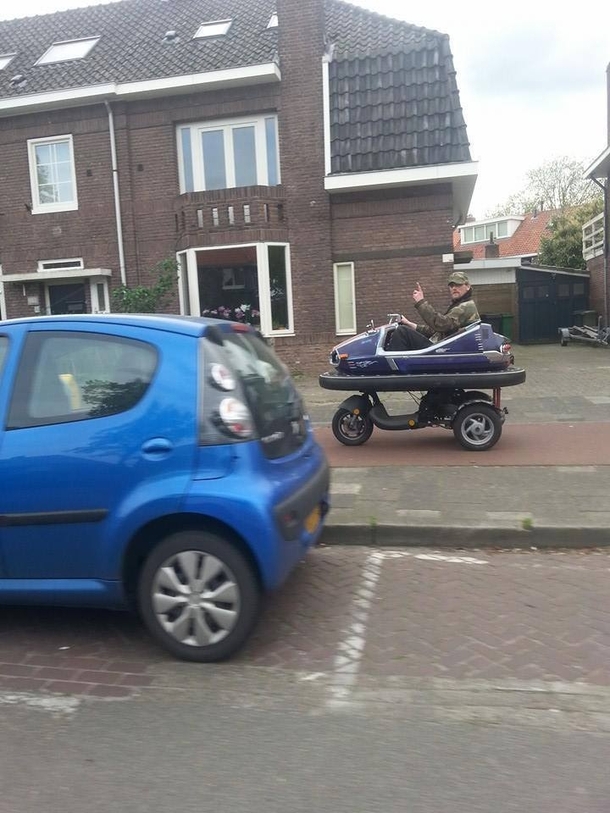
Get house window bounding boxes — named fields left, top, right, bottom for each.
left=178, top=115, right=280, bottom=193
left=28, top=135, right=78, bottom=214
left=0, top=54, right=16, bottom=70
left=38, top=258, right=84, bottom=272
left=193, top=20, right=232, bottom=39
left=333, top=262, right=356, bottom=335
left=194, top=242, right=293, bottom=336
left=36, top=37, right=99, bottom=65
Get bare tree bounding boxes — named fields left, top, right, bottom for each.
left=487, top=156, right=602, bottom=217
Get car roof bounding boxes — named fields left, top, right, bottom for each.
left=0, top=313, right=243, bottom=338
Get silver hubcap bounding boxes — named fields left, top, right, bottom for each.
left=461, top=413, right=495, bottom=446
left=151, top=551, right=240, bottom=647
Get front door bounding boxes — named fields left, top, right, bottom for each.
left=48, top=283, right=86, bottom=315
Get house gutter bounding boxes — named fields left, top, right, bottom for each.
left=591, top=176, right=608, bottom=327
left=105, top=101, right=127, bottom=286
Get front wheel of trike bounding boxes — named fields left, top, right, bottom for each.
left=452, top=403, right=502, bottom=451
left=332, top=407, right=374, bottom=446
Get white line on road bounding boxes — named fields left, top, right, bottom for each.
left=0, top=691, right=81, bottom=715
left=328, top=550, right=385, bottom=709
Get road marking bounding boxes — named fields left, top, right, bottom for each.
left=0, top=691, right=81, bottom=716
left=329, top=483, right=362, bottom=495
left=413, top=553, right=489, bottom=565
left=328, top=550, right=384, bottom=708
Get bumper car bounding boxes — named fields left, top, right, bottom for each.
left=319, top=315, right=526, bottom=451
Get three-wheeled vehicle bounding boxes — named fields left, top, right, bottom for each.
left=319, top=315, right=526, bottom=451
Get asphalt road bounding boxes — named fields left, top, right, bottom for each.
left=1, top=692, right=609, bottom=813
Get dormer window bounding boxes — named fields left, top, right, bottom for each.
left=459, top=217, right=522, bottom=245
left=0, top=54, right=16, bottom=70
left=193, top=20, right=232, bottom=39
left=36, top=37, right=100, bottom=65
left=267, top=13, right=278, bottom=28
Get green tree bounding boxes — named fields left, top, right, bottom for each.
left=111, top=258, right=177, bottom=313
left=488, top=156, right=602, bottom=217
left=537, top=200, right=604, bottom=270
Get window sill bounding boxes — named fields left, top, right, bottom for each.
left=31, top=202, right=79, bottom=215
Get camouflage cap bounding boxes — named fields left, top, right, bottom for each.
left=447, top=271, right=470, bottom=285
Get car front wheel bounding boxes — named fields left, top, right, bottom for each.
left=138, top=530, right=261, bottom=662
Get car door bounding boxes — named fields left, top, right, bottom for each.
left=0, top=332, right=11, bottom=578
left=0, top=324, right=198, bottom=581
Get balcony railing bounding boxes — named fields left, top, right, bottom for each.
left=582, top=211, right=604, bottom=262
left=174, top=186, right=287, bottom=240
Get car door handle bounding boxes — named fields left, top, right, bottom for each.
left=141, top=438, right=174, bottom=456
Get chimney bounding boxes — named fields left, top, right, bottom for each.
left=485, top=233, right=500, bottom=259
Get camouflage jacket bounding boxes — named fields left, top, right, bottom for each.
left=414, top=294, right=480, bottom=344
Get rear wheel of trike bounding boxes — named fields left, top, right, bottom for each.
left=332, top=407, right=374, bottom=446
left=452, top=403, right=502, bottom=451
left=137, top=530, right=261, bottom=662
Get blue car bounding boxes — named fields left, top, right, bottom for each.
left=0, top=314, right=329, bottom=662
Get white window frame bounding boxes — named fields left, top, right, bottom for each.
left=193, top=20, right=232, bottom=39
left=28, top=134, right=78, bottom=215
left=36, top=37, right=100, bottom=65
left=90, top=278, right=109, bottom=313
left=333, top=262, right=356, bottom=335
left=0, top=54, right=16, bottom=70
left=180, top=242, right=294, bottom=337
left=177, top=115, right=280, bottom=193
left=37, top=257, right=84, bottom=272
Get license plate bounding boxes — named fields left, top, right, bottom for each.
left=304, top=505, right=321, bottom=534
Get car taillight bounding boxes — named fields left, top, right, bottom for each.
left=217, top=397, right=254, bottom=439
left=210, top=362, right=236, bottom=391
left=501, top=343, right=512, bottom=354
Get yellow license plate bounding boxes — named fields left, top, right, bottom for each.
left=304, top=505, right=321, bottom=534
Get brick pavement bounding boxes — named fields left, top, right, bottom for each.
left=1, top=548, right=608, bottom=699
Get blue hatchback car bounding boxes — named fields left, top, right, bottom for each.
left=0, top=314, right=329, bottom=662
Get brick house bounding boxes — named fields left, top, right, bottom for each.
left=0, top=0, right=477, bottom=370
left=452, top=211, right=593, bottom=343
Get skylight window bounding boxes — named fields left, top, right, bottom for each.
left=267, top=13, right=278, bottom=28
left=36, top=37, right=100, bottom=66
left=193, top=20, right=232, bottom=39
left=0, top=54, right=16, bottom=71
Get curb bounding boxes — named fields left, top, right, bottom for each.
left=320, top=524, right=610, bottom=549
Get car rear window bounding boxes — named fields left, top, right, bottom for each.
left=220, top=331, right=307, bottom=458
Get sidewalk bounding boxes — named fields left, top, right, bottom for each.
left=296, top=342, right=610, bottom=549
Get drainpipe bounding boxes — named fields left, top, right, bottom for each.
left=591, top=177, right=608, bottom=327
left=105, top=100, right=127, bottom=286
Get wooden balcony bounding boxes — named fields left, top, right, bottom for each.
left=174, top=186, right=289, bottom=248
left=582, top=211, right=604, bottom=262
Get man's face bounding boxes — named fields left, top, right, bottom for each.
left=448, top=282, right=469, bottom=300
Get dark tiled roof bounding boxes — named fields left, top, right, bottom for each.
left=0, top=0, right=279, bottom=97
left=326, top=0, right=471, bottom=172
left=452, top=211, right=555, bottom=259
left=0, top=0, right=471, bottom=175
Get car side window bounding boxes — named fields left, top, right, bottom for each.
left=7, top=331, right=158, bottom=429
left=0, top=336, right=8, bottom=375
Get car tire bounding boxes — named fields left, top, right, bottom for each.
left=137, top=530, right=261, bottom=662
left=452, top=403, right=502, bottom=451
left=331, top=407, right=374, bottom=446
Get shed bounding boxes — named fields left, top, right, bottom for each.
left=517, top=266, right=590, bottom=343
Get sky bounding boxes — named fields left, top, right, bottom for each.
left=1, top=0, right=609, bottom=219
